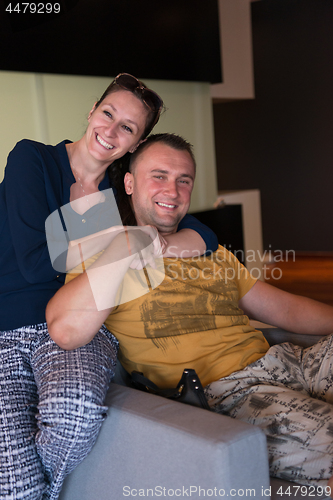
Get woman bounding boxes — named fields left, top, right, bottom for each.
left=0, top=73, right=218, bottom=500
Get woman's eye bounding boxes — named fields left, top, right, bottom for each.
left=122, top=125, right=133, bottom=133
left=103, top=110, right=112, bottom=118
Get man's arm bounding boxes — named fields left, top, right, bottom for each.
left=239, top=280, right=333, bottom=335
left=46, top=229, right=157, bottom=350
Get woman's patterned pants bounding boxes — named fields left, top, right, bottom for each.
left=0, top=323, right=118, bottom=500
left=205, top=334, right=333, bottom=488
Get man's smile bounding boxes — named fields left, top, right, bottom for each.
left=155, top=202, right=177, bottom=209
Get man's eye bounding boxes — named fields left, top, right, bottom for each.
left=179, top=179, right=190, bottom=184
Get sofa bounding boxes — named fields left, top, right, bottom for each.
left=59, top=326, right=331, bottom=500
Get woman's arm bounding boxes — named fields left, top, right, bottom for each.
left=65, top=225, right=165, bottom=271
left=163, top=214, right=218, bottom=258
left=5, top=140, right=61, bottom=283
left=65, top=225, right=126, bottom=271
left=163, top=229, right=205, bottom=258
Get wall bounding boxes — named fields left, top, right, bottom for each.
left=211, top=0, right=255, bottom=101
left=213, top=0, right=333, bottom=252
left=0, top=71, right=217, bottom=212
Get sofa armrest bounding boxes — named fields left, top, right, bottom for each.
left=250, top=320, right=324, bottom=348
left=262, top=328, right=323, bottom=348
left=59, top=384, right=270, bottom=499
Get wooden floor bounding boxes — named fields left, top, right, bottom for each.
left=264, top=253, right=333, bottom=307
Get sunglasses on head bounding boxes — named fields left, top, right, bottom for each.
left=114, top=73, right=163, bottom=115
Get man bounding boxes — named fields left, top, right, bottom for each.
left=47, top=133, right=333, bottom=490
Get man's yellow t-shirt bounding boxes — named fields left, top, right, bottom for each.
left=66, top=245, right=269, bottom=388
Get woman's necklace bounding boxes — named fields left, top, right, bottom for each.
left=67, top=144, right=106, bottom=216
left=67, top=144, right=91, bottom=207
left=71, top=164, right=91, bottom=210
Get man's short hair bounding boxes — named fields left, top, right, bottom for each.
left=129, top=133, right=196, bottom=173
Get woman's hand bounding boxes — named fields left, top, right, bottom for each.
left=134, top=225, right=167, bottom=255
left=123, top=226, right=165, bottom=270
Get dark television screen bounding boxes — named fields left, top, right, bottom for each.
left=190, top=205, right=244, bottom=263
left=0, top=0, right=222, bottom=83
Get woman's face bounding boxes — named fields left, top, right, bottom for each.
left=85, top=89, right=149, bottom=167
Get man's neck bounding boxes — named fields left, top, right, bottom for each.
left=136, top=220, right=178, bottom=238
left=159, top=228, right=178, bottom=238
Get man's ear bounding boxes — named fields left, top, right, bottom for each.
left=124, top=172, right=134, bottom=195
left=88, top=102, right=97, bottom=121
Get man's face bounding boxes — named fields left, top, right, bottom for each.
left=124, top=142, right=195, bottom=235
